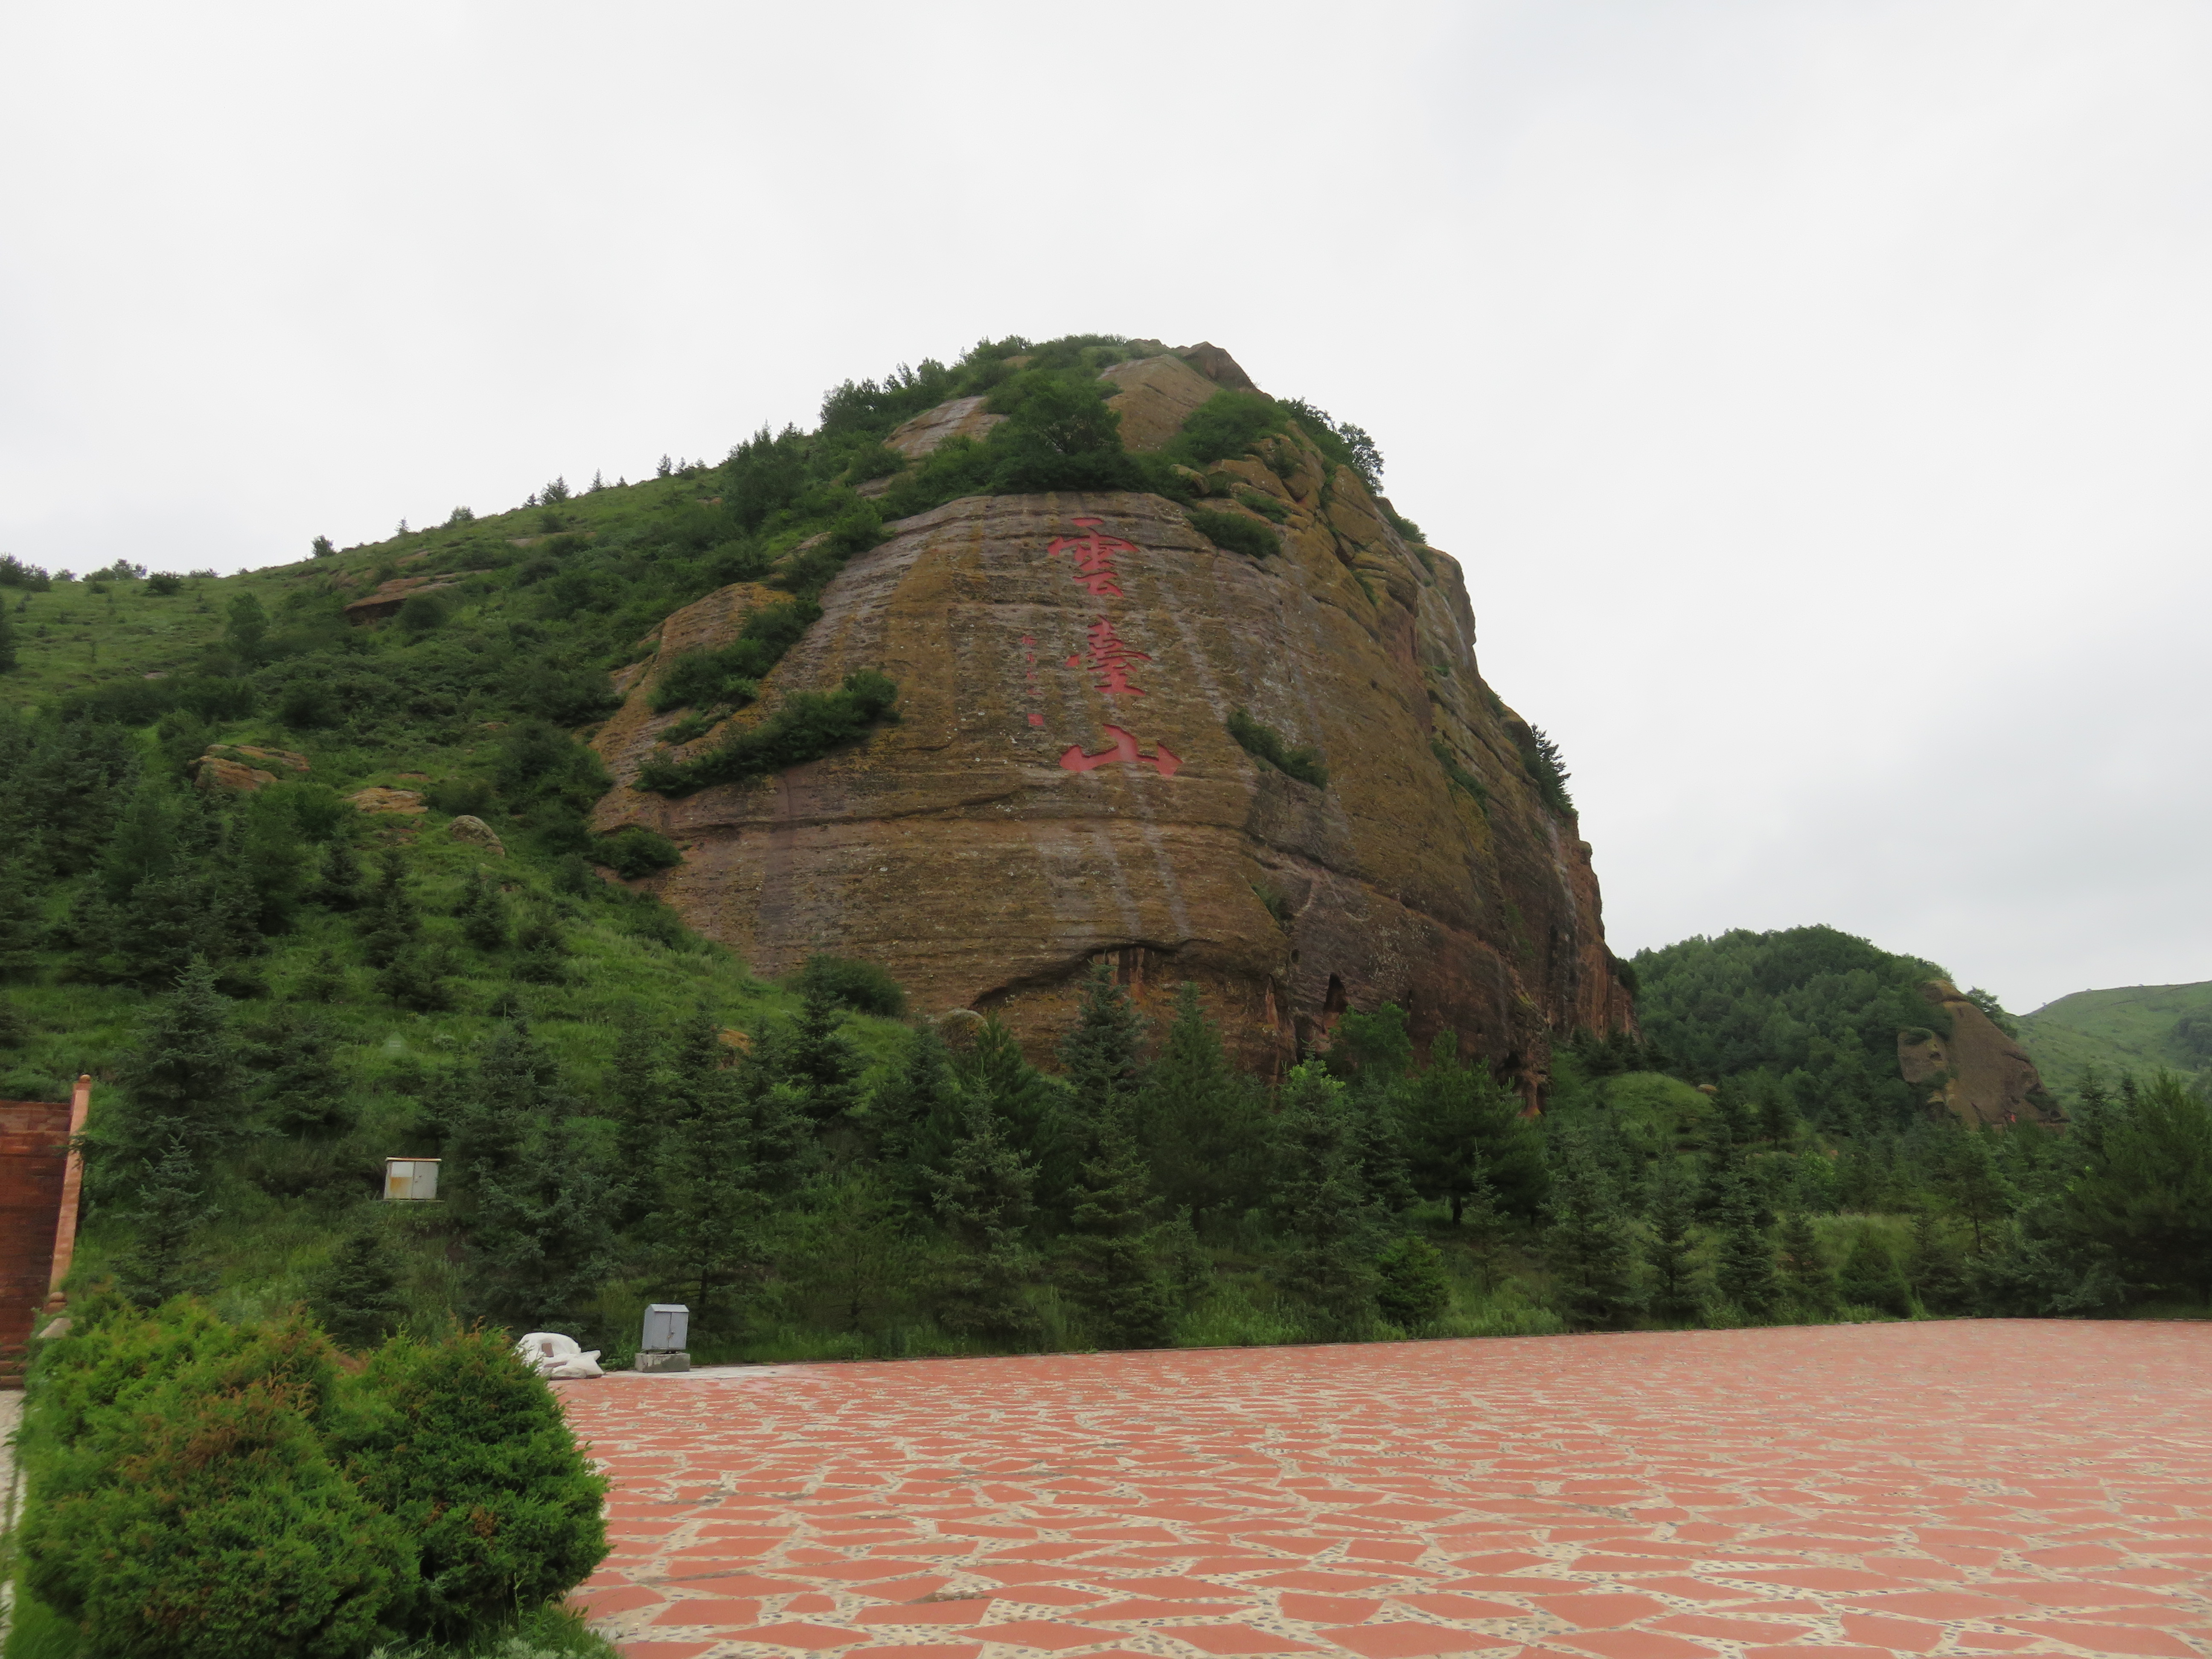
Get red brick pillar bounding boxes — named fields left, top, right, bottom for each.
left=42, top=1075, right=90, bottom=1317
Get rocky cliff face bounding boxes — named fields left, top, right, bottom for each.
left=1898, top=981, right=2063, bottom=1128
left=591, top=346, right=1634, bottom=1091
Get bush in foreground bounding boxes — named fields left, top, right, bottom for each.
left=19, top=1301, right=607, bottom=1657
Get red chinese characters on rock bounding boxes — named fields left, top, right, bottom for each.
left=1047, top=517, right=1137, bottom=598
left=1043, top=518, right=1181, bottom=777
left=1067, top=616, right=1150, bottom=698
left=1060, top=725, right=1182, bottom=777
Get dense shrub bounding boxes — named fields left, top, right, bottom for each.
left=651, top=598, right=823, bottom=712
left=1168, top=390, right=1284, bottom=466
left=639, top=669, right=898, bottom=795
left=1226, top=708, right=1327, bottom=788
left=1185, top=507, right=1280, bottom=561
left=22, top=1302, right=413, bottom=1659
left=795, top=952, right=907, bottom=1016
left=598, top=824, right=682, bottom=879
left=331, top=1327, right=609, bottom=1644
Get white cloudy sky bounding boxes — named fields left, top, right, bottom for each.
left=4, top=2, right=2206, bottom=1012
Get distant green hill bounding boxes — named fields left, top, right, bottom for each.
left=2017, top=981, right=2212, bottom=1091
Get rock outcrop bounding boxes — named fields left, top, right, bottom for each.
left=343, top=575, right=459, bottom=624
left=591, top=347, right=1635, bottom=1091
left=1898, top=981, right=2063, bottom=1128
left=347, top=786, right=427, bottom=815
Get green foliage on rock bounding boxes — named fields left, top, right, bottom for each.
left=1184, top=505, right=1281, bottom=559
left=1225, top=707, right=1327, bottom=788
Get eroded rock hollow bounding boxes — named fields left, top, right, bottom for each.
left=592, top=348, right=1635, bottom=1090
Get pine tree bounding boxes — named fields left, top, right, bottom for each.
left=224, top=591, right=269, bottom=661
left=606, top=1013, right=672, bottom=1221
left=1155, top=1206, right=1214, bottom=1303
left=308, top=838, right=364, bottom=910
left=378, top=943, right=458, bottom=1013
left=651, top=1017, right=763, bottom=1331
left=294, top=946, right=348, bottom=1004
left=787, top=1168, right=911, bottom=1334
left=1375, top=1235, right=1452, bottom=1331
left=1062, top=1095, right=1173, bottom=1349
left=457, top=869, right=510, bottom=950
left=1348, top=1081, right=1419, bottom=1213
left=1776, top=1210, right=1837, bottom=1320
left=954, top=1016, right=1066, bottom=1205
left=0, top=859, right=41, bottom=978
left=1709, top=1165, right=1780, bottom=1321
left=764, top=982, right=864, bottom=1132
left=89, top=960, right=246, bottom=1197
left=355, top=850, right=419, bottom=967
left=310, top=1223, right=409, bottom=1347
left=448, top=1021, right=618, bottom=1332
left=1906, top=1205, right=1968, bottom=1314
left=1543, top=1126, right=1643, bottom=1330
left=870, top=1021, right=964, bottom=1206
left=1059, top=960, right=1146, bottom=1122
left=1837, top=1229, right=1911, bottom=1315
left=1459, top=1161, right=1509, bottom=1290
left=1643, top=1159, right=1706, bottom=1323
left=932, top=1090, right=1041, bottom=1342
left=1135, top=982, right=1263, bottom=1230
left=236, top=789, right=308, bottom=935
left=1270, top=1063, right=1380, bottom=1333
left=115, top=1140, right=220, bottom=1308
left=1934, top=1124, right=2015, bottom=1254
left=255, top=1012, right=355, bottom=1137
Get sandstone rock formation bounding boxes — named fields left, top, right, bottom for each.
left=591, top=347, right=1635, bottom=1091
left=347, top=786, right=426, bottom=815
left=188, top=754, right=277, bottom=792
left=1898, top=981, right=2063, bottom=1127
left=209, top=742, right=309, bottom=774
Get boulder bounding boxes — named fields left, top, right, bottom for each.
left=448, top=815, right=506, bottom=855
left=347, top=786, right=427, bottom=815
left=189, top=755, right=278, bottom=793
left=591, top=384, right=1635, bottom=1091
left=513, top=1331, right=604, bottom=1380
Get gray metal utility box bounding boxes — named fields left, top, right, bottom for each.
left=636, top=1303, right=691, bottom=1373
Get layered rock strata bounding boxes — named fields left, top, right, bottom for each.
left=592, top=355, right=1633, bottom=1090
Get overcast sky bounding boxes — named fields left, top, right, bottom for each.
left=4, top=1, right=2206, bottom=1012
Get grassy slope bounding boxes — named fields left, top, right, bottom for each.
left=0, top=489, right=927, bottom=1339
left=2017, top=980, right=2212, bottom=1091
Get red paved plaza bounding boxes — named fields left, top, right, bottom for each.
left=559, top=1321, right=2212, bottom=1659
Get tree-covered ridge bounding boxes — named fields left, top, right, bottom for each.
left=1629, top=924, right=1962, bottom=1134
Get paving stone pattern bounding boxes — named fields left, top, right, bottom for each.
left=559, top=1321, right=2212, bottom=1659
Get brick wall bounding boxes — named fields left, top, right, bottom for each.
left=0, top=1102, right=71, bottom=1353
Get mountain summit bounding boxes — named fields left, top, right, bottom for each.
left=590, top=339, right=1634, bottom=1092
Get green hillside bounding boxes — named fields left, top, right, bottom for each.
left=2018, top=981, right=2212, bottom=1092
left=3, top=335, right=2204, bottom=1374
